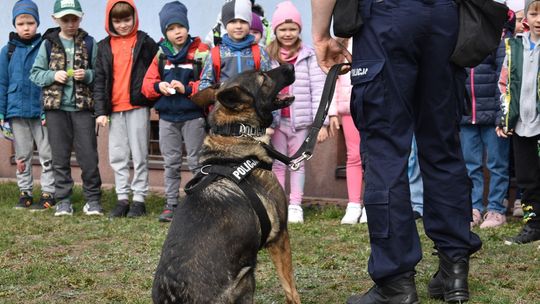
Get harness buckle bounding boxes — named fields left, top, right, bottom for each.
left=199, top=164, right=212, bottom=175
left=289, top=152, right=313, bottom=171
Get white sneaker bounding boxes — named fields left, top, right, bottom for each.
left=513, top=199, right=524, bottom=217
left=341, top=204, right=362, bottom=225
left=359, top=205, right=368, bottom=223
left=288, top=205, right=304, bottom=224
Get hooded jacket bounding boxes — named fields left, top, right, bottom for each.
left=0, top=33, right=43, bottom=120
left=142, top=36, right=209, bottom=123
left=94, top=0, right=158, bottom=116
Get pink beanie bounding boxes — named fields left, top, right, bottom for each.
left=271, top=1, right=302, bottom=33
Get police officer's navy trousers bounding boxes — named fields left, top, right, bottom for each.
left=350, top=0, right=482, bottom=284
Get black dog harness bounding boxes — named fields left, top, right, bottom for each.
left=184, top=158, right=272, bottom=249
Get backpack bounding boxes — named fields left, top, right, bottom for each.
left=450, top=0, right=508, bottom=68
left=211, top=44, right=261, bottom=83
left=7, top=44, right=16, bottom=62
left=43, top=35, right=94, bottom=68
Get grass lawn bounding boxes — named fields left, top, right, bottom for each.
left=0, top=181, right=538, bottom=303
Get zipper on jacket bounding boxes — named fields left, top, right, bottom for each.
left=470, top=68, right=476, bottom=124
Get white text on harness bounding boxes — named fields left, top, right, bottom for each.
left=351, top=68, right=369, bottom=77
left=232, top=159, right=260, bottom=181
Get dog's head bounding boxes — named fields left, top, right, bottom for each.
left=192, top=64, right=295, bottom=128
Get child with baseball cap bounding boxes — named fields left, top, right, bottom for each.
left=30, top=0, right=102, bottom=217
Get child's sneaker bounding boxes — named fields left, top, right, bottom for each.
left=83, top=201, right=104, bottom=216
left=15, top=191, right=33, bottom=209
left=127, top=201, right=146, bottom=218
left=288, top=205, right=304, bottom=224
left=480, top=211, right=506, bottom=229
left=158, top=204, right=176, bottom=222
left=109, top=200, right=130, bottom=218
left=29, top=192, right=56, bottom=212
left=341, top=204, right=362, bottom=225
left=55, top=201, right=74, bottom=216
left=513, top=199, right=524, bottom=217
left=504, top=224, right=540, bottom=245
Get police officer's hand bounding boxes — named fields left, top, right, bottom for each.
left=54, top=71, right=69, bottom=84
left=329, top=116, right=340, bottom=137
left=73, top=69, right=85, bottom=81
left=96, top=115, right=108, bottom=127
left=313, top=36, right=352, bottom=74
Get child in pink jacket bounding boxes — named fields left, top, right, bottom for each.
left=329, top=38, right=365, bottom=225
left=267, top=1, right=328, bottom=224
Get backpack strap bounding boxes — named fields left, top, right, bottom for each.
left=211, top=45, right=221, bottom=83
left=251, top=44, right=261, bottom=71
left=157, top=52, right=167, bottom=80
left=7, top=44, right=16, bottom=62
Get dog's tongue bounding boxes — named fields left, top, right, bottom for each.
left=276, top=93, right=294, bottom=102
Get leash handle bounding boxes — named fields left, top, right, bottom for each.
left=263, top=63, right=351, bottom=170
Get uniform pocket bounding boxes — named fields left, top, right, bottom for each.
left=364, top=190, right=390, bottom=238
left=350, top=60, right=387, bottom=129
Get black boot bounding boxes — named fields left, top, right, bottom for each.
left=428, top=251, right=469, bottom=303
left=346, top=272, right=419, bottom=304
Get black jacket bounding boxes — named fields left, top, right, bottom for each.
left=94, top=31, right=158, bottom=116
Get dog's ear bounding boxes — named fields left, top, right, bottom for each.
left=190, top=84, right=220, bottom=108
left=216, top=86, right=253, bottom=111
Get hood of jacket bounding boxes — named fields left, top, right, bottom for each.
left=105, top=0, right=139, bottom=37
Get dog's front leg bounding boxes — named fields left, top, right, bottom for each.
left=267, top=230, right=301, bottom=304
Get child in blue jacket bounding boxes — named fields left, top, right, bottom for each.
left=0, top=0, right=55, bottom=210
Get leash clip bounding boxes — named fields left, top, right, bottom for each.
left=289, top=152, right=312, bottom=171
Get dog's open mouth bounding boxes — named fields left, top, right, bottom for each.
left=275, top=93, right=295, bottom=107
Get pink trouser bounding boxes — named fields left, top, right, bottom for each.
left=342, top=115, right=363, bottom=203
left=271, top=118, right=309, bottom=205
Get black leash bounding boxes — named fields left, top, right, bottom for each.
left=261, top=63, right=350, bottom=170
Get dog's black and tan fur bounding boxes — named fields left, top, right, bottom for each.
left=152, top=64, right=301, bottom=304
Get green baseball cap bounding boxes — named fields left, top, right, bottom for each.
left=53, top=0, right=83, bottom=18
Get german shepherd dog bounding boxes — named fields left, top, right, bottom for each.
left=152, top=64, right=301, bottom=304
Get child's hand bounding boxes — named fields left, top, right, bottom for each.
left=170, top=80, right=185, bottom=94
left=266, top=128, right=274, bottom=136
left=329, top=116, right=340, bottom=137
left=96, top=115, right=109, bottom=127
left=317, top=126, right=329, bottom=143
left=16, top=159, right=26, bottom=174
left=159, top=82, right=175, bottom=96
left=54, top=71, right=69, bottom=84
left=495, top=126, right=512, bottom=138
left=73, top=69, right=85, bottom=81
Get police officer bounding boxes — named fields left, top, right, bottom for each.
left=312, top=1, right=482, bottom=303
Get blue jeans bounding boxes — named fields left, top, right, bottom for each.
left=409, top=137, right=423, bottom=215
left=460, top=125, right=509, bottom=214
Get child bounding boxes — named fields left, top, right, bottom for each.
left=328, top=38, right=365, bottom=225
left=250, top=12, right=264, bottom=46
left=462, top=12, right=513, bottom=229
left=0, top=0, right=55, bottom=211
left=142, top=1, right=209, bottom=222
left=30, top=0, right=101, bottom=217
left=267, top=1, right=328, bottom=224
left=94, top=0, right=158, bottom=218
left=497, top=0, right=540, bottom=244
left=198, top=0, right=272, bottom=91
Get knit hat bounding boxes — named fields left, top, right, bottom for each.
left=53, top=0, right=83, bottom=18
left=526, top=0, right=540, bottom=14
left=251, top=13, right=263, bottom=33
left=507, top=0, right=525, bottom=12
left=221, top=0, right=252, bottom=26
left=12, top=0, right=40, bottom=26
left=271, top=1, right=302, bottom=33
left=159, top=1, right=189, bottom=36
